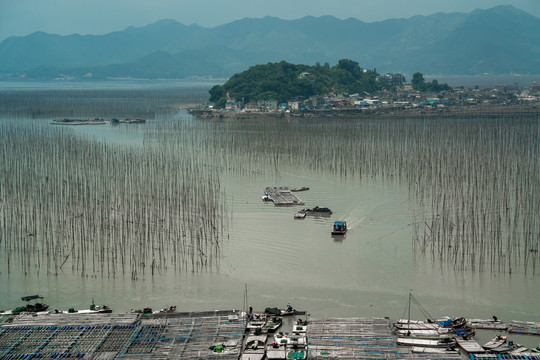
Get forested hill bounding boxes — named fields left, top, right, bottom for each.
left=209, top=60, right=381, bottom=106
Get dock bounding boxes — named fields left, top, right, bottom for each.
left=264, top=186, right=304, bottom=205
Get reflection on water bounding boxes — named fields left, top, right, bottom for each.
left=0, top=83, right=539, bottom=334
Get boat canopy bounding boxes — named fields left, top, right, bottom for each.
left=334, top=221, right=346, bottom=226
left=21, top=295, right=43, bottom=302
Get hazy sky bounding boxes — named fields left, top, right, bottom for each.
left=1, top=0, right=539, bottom=41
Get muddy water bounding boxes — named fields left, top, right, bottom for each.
left=0, top=82, right=539, bottom=347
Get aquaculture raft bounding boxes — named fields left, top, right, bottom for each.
left=264, top=187, right=304, bottom=206
left=0, top=311, right=245, bottom=359
left=508, top=320, right=540, bottom=335
left=306, top=317, right=461, bottom=360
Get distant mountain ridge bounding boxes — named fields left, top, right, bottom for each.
left=1, top=5, right=539, bottom=79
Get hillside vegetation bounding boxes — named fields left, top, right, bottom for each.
left=209, top=59, right=383, bottom=106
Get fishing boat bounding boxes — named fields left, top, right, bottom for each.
left=395, top=329, right=454, bottom=339
left=292, top=320, right=308, bottom=334
left=397, top=337, right=457, bottom=348
left=482, top=335, right=507, bottom=350
left=20, top=295, right=49, bottom=313
left=293, top=212, right=306, bottom=219
left=331, top=220, right=347, bottom=235
left=246, top=316, right=268, bottom=331
left=394, top=321, right=442, bottom=331
left=241, top=335, right=267, bottom=360
left=263, top=317, right=282, bottom=333
left=265, top=305, right=302, bottom=317
left=299, top=206, right=332, bottom=216
left=291, top=187, right=309, bottom=192
left=159, top=305, right=176, bottom=313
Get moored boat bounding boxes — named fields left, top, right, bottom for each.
left=263, top=317, right=282, bottom=333
left=241, top=335, right=267, bottom=360
left=397, top=337, right=457, bottom=348
left=299, top=206, right=332, bottom=216
left=395, top=329, right=454, bottom=339
left=482, top=335, right=507, bottom=350
left=19, top=295, right=49, bottom=313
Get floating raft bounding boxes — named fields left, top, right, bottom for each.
left=471, top=354, right=540, bottom=360
left=467, top=318, right=508, bottom=330
left=0, top=311, right=244, bottom=360
left=456, top=338, right=486, bottom=355
left=264, top=186, right=304, bottom=206
left=508, top=320, right=540, bottom=335
left=307, top=317, right=461, bottom=360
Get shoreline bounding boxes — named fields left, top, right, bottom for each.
left=188, top=103, right=540, bottom=119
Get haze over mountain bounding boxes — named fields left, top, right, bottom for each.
left=1, top=5, right=538, bottom=79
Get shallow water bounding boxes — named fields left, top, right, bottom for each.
left=0, top=82, right=539, bottom=349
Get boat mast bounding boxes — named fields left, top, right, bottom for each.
left=407, top=292, right=411, bottom=330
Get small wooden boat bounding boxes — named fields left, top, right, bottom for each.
left=159, top=305, right=176, bottom=313
left=395, top=330, right=453, bottom=339
left=265, top=306, right=300, bottom=317
left=290, top=187, right=309, bottom=192
left=482, top=335, right=507, bottom=350
left=299, top=206, right=332, bottom=216
left=246, top=317, right=267, bottom=331
left=331, top=221, right=347, bottom=235
left=263, top=317, right=282, bottom=333
left=241, top=335, right=267, bottom=360
left=393, top=322, right=442, bottom=330
left=509, top=345, right=529, bottom=353
left=20, top=295, right=49, bottom=313
left=397, top=337, right=456, bottom=348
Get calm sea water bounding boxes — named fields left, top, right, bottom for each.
left=0, top=80, right=539, bottom=346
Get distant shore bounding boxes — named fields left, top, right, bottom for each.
left=188, top=103, right=540, bottom=120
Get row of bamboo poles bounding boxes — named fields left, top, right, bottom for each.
left=194, top=113, right=539, bottom=275
left=0, top=117, right=227, bottom=279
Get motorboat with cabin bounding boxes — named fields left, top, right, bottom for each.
left=331, top=221, right=347, bottom=235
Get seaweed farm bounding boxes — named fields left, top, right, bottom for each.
left=0, top=311, right=245, bottom=359
left=0, top=81, right=539, bottom=325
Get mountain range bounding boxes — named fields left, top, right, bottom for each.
left=1, top=5, right=539, bottom=79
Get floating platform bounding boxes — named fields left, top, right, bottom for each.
left=307, top=317, right=461, bottom=360
left=0, top=310, right=244, bottom=360
left=456, top=338, right=486, bottom=355
left=508, top=320, right=540, bottom=335
left=467, top=318, right=508, bottom=330
left=471, top=354, right=540, bottom=360
left=264, top=186, right=304, bottom=206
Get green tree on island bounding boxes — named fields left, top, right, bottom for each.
left=411, top=72, right=450, bottom=92
left=209, top=59, right=385, bottom=108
